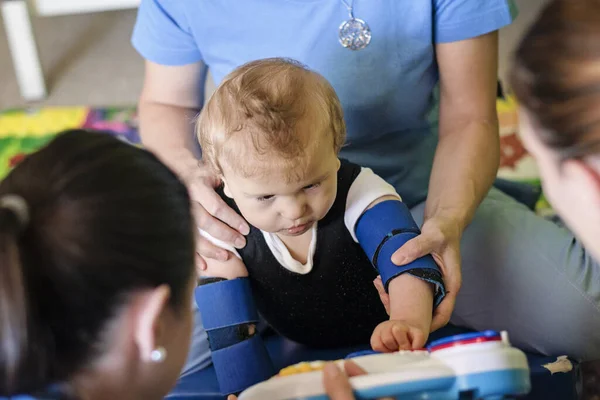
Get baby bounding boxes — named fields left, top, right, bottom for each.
left=195, top=58, right=445, bottom=354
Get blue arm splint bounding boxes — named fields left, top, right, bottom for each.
left=195, top=278, right=275, bottom=394
left=355, top=200, right=446, bottom=306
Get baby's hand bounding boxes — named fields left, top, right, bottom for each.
left=370, top=320, right=428, bottom=352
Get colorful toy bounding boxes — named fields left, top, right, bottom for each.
left=238, top=331, right=531, bottom=400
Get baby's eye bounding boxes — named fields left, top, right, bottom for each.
left=257, top=195, right=275, bottom=202
left=304, top=182, right=321, bottom=190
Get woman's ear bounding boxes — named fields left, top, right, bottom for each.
left=132, top=285, right=171, bottom=363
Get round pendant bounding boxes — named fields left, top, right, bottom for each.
left=338, top=18, right=372, bottom=51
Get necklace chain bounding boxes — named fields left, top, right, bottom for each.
left=340, top=0, right=354, bottom=18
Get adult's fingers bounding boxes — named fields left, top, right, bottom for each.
left=195, top=231, right=230, bottom=265
left=192, top=202, right=246, bottom=250
left=390, top=234, right=435, bottom=266
left=195, top=253, right=207, bottom=275
left=431, top=291, right=456, bottom=332
left=341, top=362, right=394, bottom=400
left=189, top=180, right=249, bottom=237
left=431, top=249, right=461, bottom=331
left=373, top=277, right=390, bottom=315
left=343, top=361, right=367, bottom=377
left=323, top=363, right=355, bottom=400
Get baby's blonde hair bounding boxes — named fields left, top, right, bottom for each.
left=196, top=58, right=345, bottom=178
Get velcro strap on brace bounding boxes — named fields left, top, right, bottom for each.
left=356, top=200, right=446, bottom=306
left=195, top=278, right=258, bottom=329
left=211, top=335, right=275, bottom=395
left=195, top=278, right=275, bottom=394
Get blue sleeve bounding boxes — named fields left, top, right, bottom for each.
left=434, top=0, right=518, bottom=43
left=131, top=0, right=203, bottom=65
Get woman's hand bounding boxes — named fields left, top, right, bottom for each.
left=225, top=362, right=365, bottom=400
left=138, top=60, right=249, bottom=273
left=227, top=361, right=393, bottom=400
left=172, top=155, right=250, bottom=272
left=373, top=214, right=463, bottom=332
left=323, top=361, right=394, bottom=400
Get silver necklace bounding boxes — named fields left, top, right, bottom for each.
left=338, top=0, right=371, bottom=51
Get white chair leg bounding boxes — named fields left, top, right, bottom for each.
left=1, top=0, right=47, bottom=101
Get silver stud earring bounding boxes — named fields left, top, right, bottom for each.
left=150, top=346, right=167, bottom=363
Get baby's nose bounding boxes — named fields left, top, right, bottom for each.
left=282, top=200, right=307, bottom=221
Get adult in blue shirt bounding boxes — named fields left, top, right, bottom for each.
left=131, top=0, right=600, bottom=376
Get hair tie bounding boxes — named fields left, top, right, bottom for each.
left=0, top=194, right=30, bottom=231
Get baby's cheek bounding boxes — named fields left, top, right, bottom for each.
left=241, top=205, right=277, bottom=231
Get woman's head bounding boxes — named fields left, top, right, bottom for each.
left=0, top=130, right=196, bottom=398
left=510, top=0, right=600, bottom=259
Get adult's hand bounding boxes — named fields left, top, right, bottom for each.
left=176, top=156, right=250, bottom=271
left=137, top=60, right=250, bottom=273
left=373, top=214, right=462, bottom=332
left=323, top=361, right=394, bottom=400
left=227, top=361, right=393, bottom=400
left=391, top=215, right=462, bottom=331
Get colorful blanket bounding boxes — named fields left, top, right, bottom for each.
left=0, top=98, right=549, bottom=211
left=0, top=107, right=139, bottom=175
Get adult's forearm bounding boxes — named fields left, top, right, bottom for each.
left=138, top=99, right=201, bottom=162
left=425, top=119, right=500, bottom=231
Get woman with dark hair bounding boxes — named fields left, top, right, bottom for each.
left=0, top=130, right=197, bottom=399
left=510, top=0, right=600, bottom=264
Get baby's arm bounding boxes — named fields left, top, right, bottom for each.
left=197, top=230, right=248, bottom=279
left=195, top=231, right=275, bottom=394
left=197, top=233, right=256, bottom=347
left=345, top=168, right=445, bottom=351
left=371, top=272, right=433, bottom=352
left=362, top=196, right=435, bottom=352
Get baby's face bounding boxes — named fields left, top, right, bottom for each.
left=221, top=144, right=340, bottom=237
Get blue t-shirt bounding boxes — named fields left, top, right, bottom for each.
left=132, top=0, right=517, bottom=207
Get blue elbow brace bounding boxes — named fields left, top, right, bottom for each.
left=195, top=278, right=275, bottom=395
left=356, top=200, right=446, bottom=306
